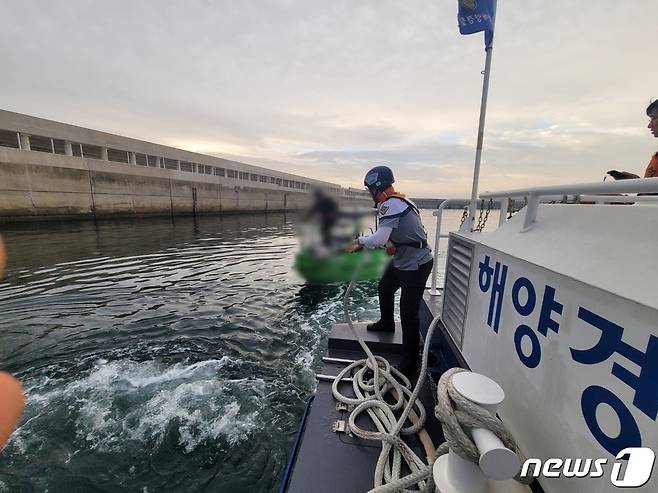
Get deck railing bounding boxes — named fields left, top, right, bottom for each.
left=429, top=178, right=658, bottom=295
left=480, top=178, right=658, bottom=232
left=429, top=199, right=470, bottom=296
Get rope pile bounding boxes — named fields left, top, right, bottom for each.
left=332, top=251, right=532, bottom=492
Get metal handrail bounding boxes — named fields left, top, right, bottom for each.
left=480, top=178, right=658, bottom=232
left=429, top=199, right=471, bottom=296
left=577, top=194, right=658, bottom=203
left=428, top=179, right=658, bottom=295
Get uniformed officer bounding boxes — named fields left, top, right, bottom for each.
left=346, top=166, right=433, bottom=378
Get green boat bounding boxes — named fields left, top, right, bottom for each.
left=294, top=248, right=389, bottom=283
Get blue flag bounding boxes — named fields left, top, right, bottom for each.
left=458, top=0, right=495, bottom=48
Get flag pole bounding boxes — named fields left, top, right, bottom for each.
left=465, top=0, right=497, bottom=231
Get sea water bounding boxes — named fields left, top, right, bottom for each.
left=0, top=209, right=484, bottom=492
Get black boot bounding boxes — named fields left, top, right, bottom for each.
left=366, top=319, right=396, bottom=332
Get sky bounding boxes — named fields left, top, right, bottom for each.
left=1, top=0, right=656, bottom=197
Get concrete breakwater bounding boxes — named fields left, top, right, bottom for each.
left=0, top=148, right=367, bottom=220
left=0, top=110, right=369, bottom=221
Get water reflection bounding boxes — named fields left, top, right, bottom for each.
left=0, top=209, right=480, bottom=492
left=0, top=212, right=381, bottom=493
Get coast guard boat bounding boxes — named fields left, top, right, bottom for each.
left=280, top=1, right=656, bottom=490
left=280, top=178, right=658, bottom=493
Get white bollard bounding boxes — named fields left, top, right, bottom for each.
left=433, top=449, right=488, bottom=493
left=434, top=372, right=521, bottom=493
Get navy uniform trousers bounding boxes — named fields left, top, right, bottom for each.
left=378, top=258, right=433, bottom=366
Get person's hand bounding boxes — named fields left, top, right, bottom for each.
left=0, top=237, right=25, bottom=450
left=345, top=241, right=363, bottom=253
left=0, top=235, right=5, bottom=274
left=0, top=372, right=24, bottom=449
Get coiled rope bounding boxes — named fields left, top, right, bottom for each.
left=332, top=250, right=532, bottom=492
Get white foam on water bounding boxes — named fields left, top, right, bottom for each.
left=10, top=357, right=266, bottom=455
left=294, top=350, right=313, bottom=371
left=125, top=379, right=261, bottom=453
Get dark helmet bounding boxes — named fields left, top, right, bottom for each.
left=364, top=165, right=394, bottom=201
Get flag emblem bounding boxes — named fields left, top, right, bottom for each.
left=458, top=0, right=495, bottom=48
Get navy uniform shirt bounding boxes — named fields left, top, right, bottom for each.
left=378, top=197, right=433, bottom=270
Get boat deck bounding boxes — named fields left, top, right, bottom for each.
left=280, top=292, right=544, bottom=493
left=283, top=319, right=445, bottom=493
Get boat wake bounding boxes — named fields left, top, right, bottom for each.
left=13, top=357, right=264, bottom=455
left=0, top=215, right=387, bottom=492
left=3, top=354, right=290, bottom=492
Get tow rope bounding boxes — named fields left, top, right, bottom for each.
left=332, top=251, right=532, bottom=492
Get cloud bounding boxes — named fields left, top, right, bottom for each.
left=0, top=0, right=655, bottom=197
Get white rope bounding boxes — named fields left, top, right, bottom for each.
left=332, top=251, right=437, bottom=493
left=332, top=250, right=532, bottom=492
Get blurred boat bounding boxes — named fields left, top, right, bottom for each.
left=294, top=248, right=389, bottom=284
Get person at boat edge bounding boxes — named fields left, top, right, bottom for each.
left=345, top=165, right=433, bottom=378
left=644, top=99, right=658, bottom=178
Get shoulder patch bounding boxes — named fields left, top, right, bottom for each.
left=379, top=197, right=409, bottom=218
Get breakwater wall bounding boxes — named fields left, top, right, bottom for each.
left=0, top=110, right=370, bottom=221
